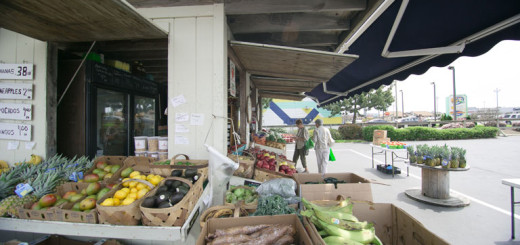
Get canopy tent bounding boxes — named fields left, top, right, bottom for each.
left=306, top=0, right=520, bottom=106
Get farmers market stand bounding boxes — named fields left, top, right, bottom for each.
left=405, top=163, right=470, bottom=207
left=370, top=144, right=409, bottom=177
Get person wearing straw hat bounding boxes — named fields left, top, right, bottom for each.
left=312, top=119, right=334, bottom=174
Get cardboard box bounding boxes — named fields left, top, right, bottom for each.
left=30, top=235, right=96, bottom=245
left=196, top=214, right=313, bottom=245
left=373, top=130, right=387, bottom=139
left=293, top=173, right=373, bottom=202
left=373, top=137, right=391, bottom=145
left=304, top=202, right=449, bottom=245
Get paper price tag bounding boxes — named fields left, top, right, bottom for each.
left=15, top=183, right=34, bottom=197
left=69, top=172, right=83, bottom=182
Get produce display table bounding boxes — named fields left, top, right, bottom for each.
left=370, top=144, right=409, bottom=177
left=405, top=163, right=470, bottom=207
left=502, top=179, right=520, bottom=239
left=0, top=187, right=210, bottom=244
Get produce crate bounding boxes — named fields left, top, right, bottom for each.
left=140, top=177, right=198, bottom=226
left=96, top=179, right=154, bottom=225
left=228, top=152, right=255, bottom=179
left=150, top=154, right=208, bottom=176
left=53, top=182, right=110, bottom=224
left=293, top=173, right=373, bottom=202
left=17, top=202, right=61, bottom=221
left=224, top=185, right=258, bottom=206
left=199, top=203, right=256, bottom=228
left=253, top=167, right=289, bottom=182
left=197, top=214, right=312, bottom=245
left=85, top=156, right=127, bottom=184
left=109, top=156, right=155, bottom=181
left=303, top=201, right=449, bottom=245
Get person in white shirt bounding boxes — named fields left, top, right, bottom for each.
left=292, top=119, right=309, bottom=173
left=312, top=119, right=334, bottom=174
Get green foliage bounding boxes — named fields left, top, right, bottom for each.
left=362, top=125, right=498, bottom=141
left=338, top=124, right=363, bottom=140
left=329, top=128, right=343, bottom=140
left=441, top=114, right=453, bottom=121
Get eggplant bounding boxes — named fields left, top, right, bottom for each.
left=184, top=168, right=197, bottom=178
left=169, top=192, right=185, bottom=206
left=170, top=170, right=183, bottom=177
left=156, top=191, right=172, bottom=203
left=177, top=186, right=189, bottom=195
left=164, top=179, right=176, bottom=188
left=156, top=185, right=169, bottom=194
left=171, top=180, right=182, bottom=189
left=157, top=201, right=173, bottom=209
left=142, top=196, right=157, bottom=208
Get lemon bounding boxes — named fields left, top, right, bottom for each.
left=129, top=181, right=138, bottom=188
left=146, top=174, right=154, bottom=181
left=129, top=171, right=141, bottom=179
left=136, top=183, right=147, bottom=191
left=113, top=197, right=121, bottom=206
left=114, top=190, right=128, bottom=200
left=121, top=187, right=130, bottom=193
left=130, top=188, right=138, bottom=193
left=122, top=178, right=130, bottom=187
left=127, top=193, right=138, bottom=200
left=137, top=189, right=148, bottom=199
left=121, top=197, right=136, bottom=206
left=101, top=198, right=114, bottom=206
left=149, top=176, right=161, bottom=186
left=139, top=175, right=146, bottom=180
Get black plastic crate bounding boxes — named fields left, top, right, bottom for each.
left=377, top=164, right=401, bottom=174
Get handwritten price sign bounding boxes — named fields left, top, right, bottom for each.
left=0, top=103, right=32, bottom=120
left=0, top=123, right=32, bottom=141
left=0, top=83, right=33, bottom=100
left=0, top=64, right=34, bottom=80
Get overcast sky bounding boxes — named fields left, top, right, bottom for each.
left=389, top=40, right=520, bottom=113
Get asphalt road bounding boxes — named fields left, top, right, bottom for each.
left=287, top=136, right=520, bottom=245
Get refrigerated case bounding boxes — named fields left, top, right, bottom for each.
left=58, top=60, right=159, bottom=159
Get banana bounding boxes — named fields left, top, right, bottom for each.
left=29, top=154, right=42, bottom=165
left=212, top=208, right=233, bottom=218
left=0, top=160, right=8, bottom=169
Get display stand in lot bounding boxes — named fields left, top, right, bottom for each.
left=370, top=144, right=409, bottom=177
left=405, top=163, right=470, bottom=207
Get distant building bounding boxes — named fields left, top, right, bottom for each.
left=262, top=98, right=342, bottom=126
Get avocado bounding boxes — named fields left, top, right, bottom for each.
left=184, top=168, right=197, bottom=178
left=170, top=170, right=183, bottom=177
left=142, top=196, right=157, bottom=208
left=169, top=192, right=185, bottom=206
left=157, top=201, right=172, bottom=209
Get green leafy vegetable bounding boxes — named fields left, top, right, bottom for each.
left=253, top=195, right=295, bottom=216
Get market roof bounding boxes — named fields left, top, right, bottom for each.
left=0, top=0, right=167, bottom=42
left=306, top=0, right=520, bottom=105
left=230, top=41, right=358, bottom=100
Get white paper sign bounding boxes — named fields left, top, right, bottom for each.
left=191, top=113, right=204, bottom=126
left=174, top=135, right=189, bottom=145
left=170, top=95, right=186, bottom=107
left=175, top=124, right=189, bottom=133
left=0, top=123, right=31, bottom=141
left=0, top=83, right=33, bottom=99
left=175, top=113, right=189, bottom=122
left=0, top=103, right=32, bottom=120
left=0, top=64, right=34, bottom=80
left=7, top=141, right=19, bottom=150
left=229, top=60, right=236, bottom=97
left=25, top=142, right=36, bottom=149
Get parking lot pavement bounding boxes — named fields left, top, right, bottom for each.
left=287, top=135, right=520, bottom=244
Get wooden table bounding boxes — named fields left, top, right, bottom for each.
left=370, top=144, right=409, bottom=177
left=405, top=163, right=470, bottom=207
left=502, top=179, right=520, bottom=239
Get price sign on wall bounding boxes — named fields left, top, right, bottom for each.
left=0, top=64, right=34, bottom=80
left=0, top=83, right=33, bottom=99
left=0, top=123, right=32, bottom=141
left=0, top=103, right=32, bottom=120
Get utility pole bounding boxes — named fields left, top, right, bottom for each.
left=448, top=66, right=457, bottom=121
left=394, top=81, right=398, bottom=119
left=431, top=82, right=437, bottom=122
left=400, top=90, right=404, bottom=118
left=494, top=88, right=500, bottom=128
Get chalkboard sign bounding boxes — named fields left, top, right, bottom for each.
left=0, top=123, right=32, bottom=141
left=88, top=61, right=158, bottom=95
left=0, top=103, right=32, bottom=120
left=0, top=83, right=33, bottom=99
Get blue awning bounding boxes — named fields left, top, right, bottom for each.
left=307, top=0, right=520, bottom=105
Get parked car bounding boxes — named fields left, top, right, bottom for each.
left=502, top=113, right=520, bottom=125
left=397, top=117, right=418, bottom=123
left=366, top=119, right=389, bottom=124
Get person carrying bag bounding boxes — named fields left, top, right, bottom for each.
left=292, top=119, right=309, bottom=173
left=312, top=119, right=335, bottom=174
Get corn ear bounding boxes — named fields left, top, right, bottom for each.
left=323, top=236, right=364, bottom=245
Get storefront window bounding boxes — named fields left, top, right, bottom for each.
left=97, top=89, right=128, bottom=156
left=134, top=96, right=155, bottom=136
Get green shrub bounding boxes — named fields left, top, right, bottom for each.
left=362, top=125, right=498, bottom=141
left=329, top=128, right=343, bottom=140
left=339, top=124, right=363, bottom=139
left=441, top=114, right=453, bottom=121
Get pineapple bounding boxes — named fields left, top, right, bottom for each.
left=459, top=148, right=467, bottom=168
left=440, top=147, right=451, bottom=169
left=450, top=147, right=460, bottom=168
left=407, top=145, right=416, bottom=163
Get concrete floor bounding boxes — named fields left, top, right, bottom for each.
left=288, top=135, right=520, bottom=245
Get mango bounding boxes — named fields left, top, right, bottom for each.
left=86, top=182, right=101, bottom=195
left=96, top=161, right=107, bottom=169
left=62, top=191, right=77, bottom=201
left=72, top=202, right=81, bottom=211
left=97, top=188, right=111, bottom=200
left=69, top=194, right=84, bottom=203
left=120, top=167, right=133, bottom=178
left=79, top=198, right=96, bottom=211
left=54, top=199, right=68, bottom=207
left=31, top=202, right=41, bottom=210
left=92, top=169, right=104, bottom=175
left=38, top=194, right=57, bottom=208
left=103, top=173, right=113, bottom=180
left=97, top=171, right=107, bottom=179
left=103, top=166, right=112, bottom=173
left=110, top=165, right=121, bottom=174
left=84, top=173, right=100, bottom=183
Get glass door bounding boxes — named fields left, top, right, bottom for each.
left=96, top=88, right=128, bottom=156
left=134, top=95, right=156, bottom=137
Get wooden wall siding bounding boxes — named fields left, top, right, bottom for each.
left=251, top=77, right=319, bottom=93
left=0, top=0, right=167, bottom=42
left=0, top=28, right=49, bottom=164
left=230, top=41, right=357, bottom=82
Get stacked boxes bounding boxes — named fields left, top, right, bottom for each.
left=372, top=130, right=390, bottom=145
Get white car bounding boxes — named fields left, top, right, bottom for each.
left=397, top=117, right=418, bottom=123
left=502, top=113, right=520, bottom=125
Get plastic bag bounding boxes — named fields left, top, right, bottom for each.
left=206, top=144, right=239, bottom=206
left=329, top=148, right=336, bottom=161
left=305, top=138, right=314, bottom=150
left=256, top=178, right=298, bottom=199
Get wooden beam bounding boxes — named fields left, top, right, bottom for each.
left=259, top=91, right=306, bottom=101
left=128, top=0, right=215, bottom=8
left=251, top=77, right=320, bottom=87
left=255, top=85, right=313, bottom=93
left=234, top=32, right=338, bottom=46
left=228, top=13, right=349, bottom=34
left=248, top=70, right=328, bottom=82
left=225, top=0, right=366, bottom=15
left=58, top=39, right=168, bottom=53
left=104, top=50, right=168, bottom=61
